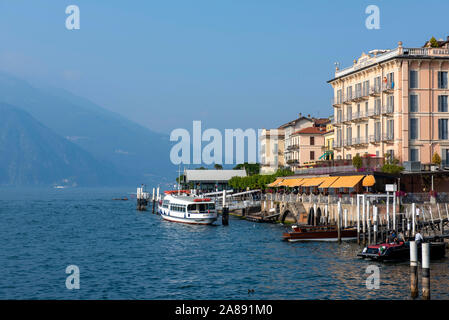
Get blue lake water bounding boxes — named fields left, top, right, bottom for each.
left=0, top=187, right=448, bottom=300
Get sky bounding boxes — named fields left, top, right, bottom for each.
left=1, top=0, right=449, bottom=134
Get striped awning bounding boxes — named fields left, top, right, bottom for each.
left=300, top=177, right=327, bottom=187
left=318, top=176, right=340, bottom=189
left=328, top=175, right=364, bottom=188
left=267, top=178, right=284, bottom=187
left=362, top=175, right=376, bottom=187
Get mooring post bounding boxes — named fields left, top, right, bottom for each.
left=373, top=205, right=378, bottom=244
left=392, top=192, right=396, bottom=232
left=222, top=189, right=229, bottom=226
left=356, top=195, right=360, bottom=245
left=366, top=200, right=371, bottom=245
left=156, top=187, right=160, bottom=214
left=410, top=241, right=418, bottom=299
left=362, top=195, right=366, bottom=246
left=344, top=208, right=348, bottom=229
left=412, top=203, right=416, bottom=237
left=313, top=203, right=317, bottom=226
left=152, top=188, right=155, bottom=214
left=386, top=192, right=390, bottom=231
left=325, top=204, right=328, bottom=225
left=337, top=200, right=342, bottom=243
left=422, top=243, right=430, bottom=300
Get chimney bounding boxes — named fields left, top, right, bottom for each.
left=308, top=114, right=311, bottom=118
left=299, top=113, right=302, bottom=118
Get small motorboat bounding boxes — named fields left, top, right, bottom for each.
left=282, top=225, right=358, bottom=242
left=358, top=241, right=446, bottom=262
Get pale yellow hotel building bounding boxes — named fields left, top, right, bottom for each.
left=329, top=38, right=449, bottom=165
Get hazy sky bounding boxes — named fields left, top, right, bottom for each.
left=1, top=0, right=448, bottom=134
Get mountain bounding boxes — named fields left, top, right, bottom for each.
left=0, top=72, right=175, bottom=185
left=0, top=103, right=124, bottom=186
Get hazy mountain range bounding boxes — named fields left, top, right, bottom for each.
left=0, top=72, right=175, bottom=187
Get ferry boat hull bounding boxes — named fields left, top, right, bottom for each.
left=160, top=213, right=217, bottom=225
left=283, top=225, right=357, bottom=242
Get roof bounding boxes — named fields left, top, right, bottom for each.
left=185, top=169, right=247, bottom=182
left=278, top=117, right=313, bottom=129
left=292, top=126, right=327, bottom=135
left=313, top=118, right=331, bottom=126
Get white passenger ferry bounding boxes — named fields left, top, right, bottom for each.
left=158, top=190, right=217, bottom=225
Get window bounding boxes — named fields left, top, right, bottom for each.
left=387, top=72, right=394, bottom=87
left=346, top=127, right=352, bottom=144
left=438, top=95, right=448, bottom=112
left=438, top=71, right=448, bottom=89
left=375, top=99, right=381, bottom=114
left=410, top=70, right=418, bottom=89
left=346, top=154, right=352, bottom=160
left=439, top=119, right=448, bottom=140
left=310, top=137, right=315, bottom=145
left=410, top=94, right=418, bottom=112
left=365, top=102, right=369, bottom=114
left=387, top=95, right=394, bottom=112
left=310, top=151, right=315, bottom=160
left=410, top=149, right=419, bottom=162
left=337, top=89, right=342, bottom=103
left=355, top=83, right=362, bottom=97
left=374, top=76, right=381, bottom=91
left=442, top=149, right=449, bottom=166
left=410, top=118, right=418, bottom=140
left=347, top=106, right=352, bottom=120
left=365, top=124, right=368, bottom=140
left=387, top=120, right=394, bottom=139
left=347, top=86, right=353, bottom=100
left=374, top=122, right=381, bottom=140
left=387, top=149, right=394, bottom=160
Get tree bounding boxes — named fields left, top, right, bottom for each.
left=432, top=152, right=442, bottom=165
left=352, top=154, right=363, bottom=170
left=214, top=164, right=223, bottom=170
left=234, top=163, right=261, bottom=176
left=429, top=36, right=439, bottom=48
left=381, top=153, right=404, bottom=174
left=195, top=167, right=207, bottom=170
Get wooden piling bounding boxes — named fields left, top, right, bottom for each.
left=412, top=203, right=416, bottom=237
left=362, top=196, right=366, bottom=246
left=373, top=206, right=378, bottom=244
left=222, top=190, right=229, bottom=226
left=356, top=195, right=360, bottom=245
left=337, top=201, right=342, bottom=244
left=422, top=243, right=430, bottom=300
left=152, top=188, right=155, bottom=214
left=410, top=241, right=418, bottom=299
left=366, top=200, right=371, bottom=245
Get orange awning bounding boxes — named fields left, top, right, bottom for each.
left=318, top=176, right=340, bottom=189
left=278, top=178, right=303, bottom=187
left=362, top=175, right=376, bottom=187
left=328, top=175, right=365, bottom=188
left=267, top=178, right=284, bottom=187
left=300, top=177, right=327, bottom=187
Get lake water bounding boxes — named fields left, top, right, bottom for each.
left=0, top=187, right=448, bottom=299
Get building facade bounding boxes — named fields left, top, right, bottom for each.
left=329, top=38, right=449, bottom=165
left=260, top=128, right=285, bottom=174
left=290, top=126, right=327, bottom=169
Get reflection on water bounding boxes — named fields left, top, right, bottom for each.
left=0, top=187, right=448, bottom=299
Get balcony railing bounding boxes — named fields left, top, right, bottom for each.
left=382, top=82, right=394, bottom=92
left=369, top=85, right=381, bottom=96
left=369, top=134, right=381, bottom=143
left=382, top=104, right=394, bottom=114
left=382, top=133, right=394, bottom=141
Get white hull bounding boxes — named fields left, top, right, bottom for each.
left=161, top=213, right=217, bottom=225
left=287, top=237, right=358, bottom=242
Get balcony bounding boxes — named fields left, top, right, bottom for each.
left=369, top=85, right=381, bottom=96
left=367, top=107, right=382, bottom=118
left=333, top=140, right=343, bottom=148
left=369, top=134, right=381, bottom=144
left=352, top=111, right=368, bottom=122
left=332, top=95, right=344, bottom=107
left=382, top=104, right=394, bottom=115
left=382, top=133, right=394, bottom=142
left=343, top=113, right=353, bottom=123
left=352, top=137, right=369, bottom=146
left=382, top=82, right=394, bottom=93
